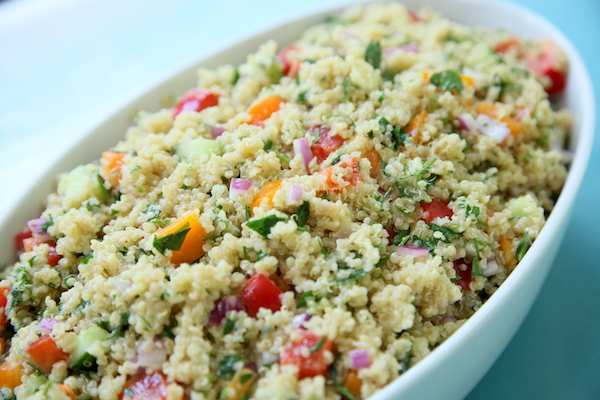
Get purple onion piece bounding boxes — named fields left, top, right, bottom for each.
left=292, top=313, right=311, bottom=329
left=244, top=361, right=259, bottom=374
left=230, top=178, right=253, bottom=201
left=287, top=185, right=303, bottom=206
left=293, top=137, right=313, bottom=173
left=210, top=126, right=226, bottom=138
left=349, top=349, right=371, bottom=369
left=27, top=218, right=53, bottom=242
left=397, top=245, right=430, bottom=257
left=39, top=317, right=60, bottom=332
left=209, top=295, right=244, bottom=325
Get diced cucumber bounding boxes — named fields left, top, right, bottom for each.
left=464, top=44, right=497, bottom=69
left=57, top=164, right=111, bottom=208
left=507, top=195, right=537, bottom=218
left=173, top=137, right=221, bottom=162
left=71, top=326, right=110, bottom=371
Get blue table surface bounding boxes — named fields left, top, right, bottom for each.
left=0, top=0, right=598, bottom=398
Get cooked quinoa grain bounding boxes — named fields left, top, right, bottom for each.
left=0, top=3, right=570, bottom=399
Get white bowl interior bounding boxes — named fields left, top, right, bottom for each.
left=0, top=0, right=593, bottom=399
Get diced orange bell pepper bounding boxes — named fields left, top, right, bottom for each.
left=59, top=384, right=77, bottom=400
left=251, top=180, right=283, bottom=214
left=422, top=71, right=474, bottom=87
left=315, top=157, right=362, bottom=191
left=0, top=359, right=23, bottom=390
left=344, top=370, right=363, bottom=399
left=405, top=110, right=428, bottom=143
left=495, top=36, right=520, bottom=53
left=499, top=236, right=517, bottom=269
left=362, top=147, right=381, bottom=178
left=247, top=96, right=284, bottom=127
left=155, top=209, right=207, bottom=265
left=101, top=152, right=126, bottom=187
left=475, top=101, right=523, bottom=139
left=25, top=335, right=69, bottom=375
left=222, top=368, right=255, bottom=400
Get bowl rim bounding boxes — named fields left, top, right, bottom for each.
left=0, top=0, right=594, bottom=398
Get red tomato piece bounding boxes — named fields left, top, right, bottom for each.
left=526, top=40, right=566, bottom=96
left=22, top=238, right=61, bottom=267
left=15, top=228, right=33, bottom=253
left=421, top=199, right=453, bottom=224
left=173, top=89, right=219, bottom=118
left=240, top=274, right=283, bottom=317
left=119, top=371, right=178, bottom=400
left=0, top=287, right=10, bottom=331
left=309, top=127, right=345, bottom=164
left=453, top=259, right=472, bottom=291
left=280, top=330, right=334, bottom=379
left=25, top=335, right=69, bottom=375
left=315, top=157, right=362, bottom=191
left=408, top=10, right=423, bottom=22
left=279, top=46, right=301, bottom=78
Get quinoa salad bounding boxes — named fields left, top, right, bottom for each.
left=0, top=3, right=570, bottom=400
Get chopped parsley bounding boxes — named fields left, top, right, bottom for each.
left=365, top=40, right=382, bottom=69
left=293, top=201, right=310, bottom=230
left=309, top=337, right=327, bottom=354
left=430, top=70, right=464, bottom=93
left=297, top=90, right=308, bottom=103
left=471, top=241, right=485, bottom=276
left=392, top=229, right=411, bottom=246
left=298, top=291, right=316, bottom=308
left=379, top=117, right=409, bottom=150
left=216, top=355, right=243, bottom=379
left=333, top=268, right=369, bottom=285
left=516, top=232, right=530, bottom=261
left=246, top=215, right=286, bottom=238
left=428, top=223, right=461, bottom=242
left=223, top=318, right=235, bottom=335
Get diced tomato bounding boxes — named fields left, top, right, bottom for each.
left=408, top=10, right=423, bottom=23
left=25, top=335, right=69, bottom=375
left=173, top=88, right=219, bottom=118
left=119, top=371, right=182, bottom=400
left=279, top=46, right=301, bottom=78
left=247, top=96, right=284, bottom=127
left=280, top=330, right=334, bottom=379
left=0, top=359, right=23, bottom=390
left=453, top=259, right=472, bottom=291
left=309, top=127, right=345, bottom=164
left=495, top=36, right=520, bottom=53
left=0, top=287, right=10, bottom=331
left=421, top=199, right=453, bottom=224
left=251, top=180, right=283, bottom=214
left=315, top=157, right=362, bottom=191
left=526, top=40, right=566, bottom=96
left=15, top=228, right=33, bottom=253
left=22, top=238, right=61, bottom=267
left=101, top=152, right=126, bottom=188
left=240, top=274, right=283, bottom=317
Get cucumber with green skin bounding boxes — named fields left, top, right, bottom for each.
left=58, top=164, right=111, bottom=207
left=173, top=137, right=221, bottom=162
left=71, top=326, right=110, bottom=371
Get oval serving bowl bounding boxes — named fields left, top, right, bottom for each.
left=0, top=0, right=594, bottom=399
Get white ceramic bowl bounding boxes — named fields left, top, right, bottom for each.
left=0, top=0, right=594, bottom=399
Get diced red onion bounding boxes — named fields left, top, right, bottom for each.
left=39, top=317, right=60, bottom=332
left=341, top=30, right=360, bottom=40
left=210, top=126, right=225, bottom=138
left=292, top=313, right=311, bottom=329
left=476, top=114, right=510, bottom=143
left=482, top=259, right=500, bottom=277
left=384, top=43, right=420, bottom=57
left=209, top=295, right=244, bottom=325
left=261, top=351, right=279, bottom=365
left=27, top=218, right=53, bottom=242
left=287, top=185, right=303, bottom=206
left=244, top=362, right=259, bottom=374
left=293, top=137, right=313, bottom=173
left=138, top=338, right=167, bottom=370
left=514, top=107, right=531, bottom=121
left=439, top=316, right=458, bottom=325
left=349, top=349, right=371, bottom=370
left=397, top=245, right=429, bottom=257
left=230, top=178, right=253, bottom=201
left=456, top=113, right=477, bottom=132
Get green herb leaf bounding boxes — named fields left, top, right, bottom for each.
left=375, top=252, right=393, bottom=268
left=392, top=229, right=411, bottom=246
left=246, top=215, right=286, bottom=238
left=224, top=318, right=235, bottom=335
left=298, top=291, right=316, bottom=308
left=365, top=40, right=382, bottom=69
left=217, top=355, right=243, bottom=380
left=239, top=373, right=254, bottom=384
left=309, top=337, right=327, bottom=354
left=153, top=223, right=190, bottom=255
left=297, top=91, right=308, bottom=103
left=430, top=70, right=463, bottom=93
left=471, top=241, right=485, bottom=276
left=293, top=201, right=310, bottom=228
left=333, top=268, right=369, bottom=285
left=428, top=223, right=461, bottom=243
left=516, top=232, right=530, bottom=261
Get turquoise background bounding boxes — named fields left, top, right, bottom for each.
left=0, top=0, right=598, bottom=398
